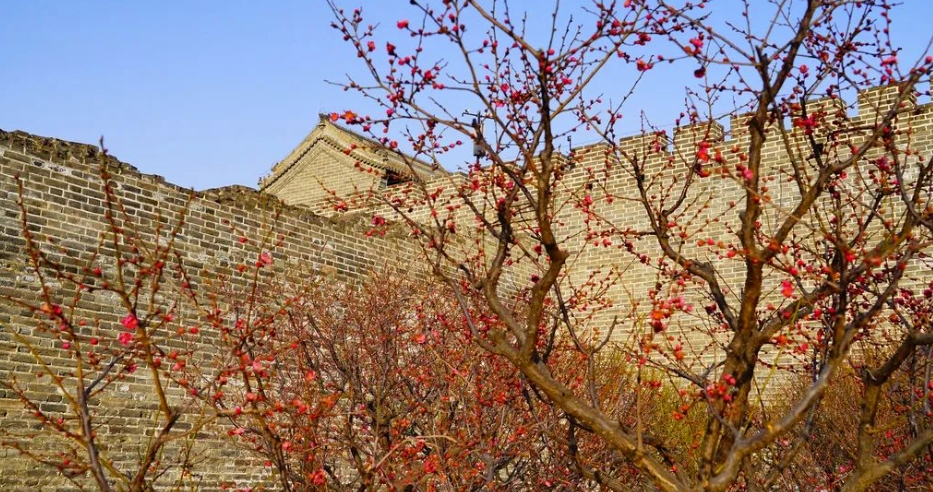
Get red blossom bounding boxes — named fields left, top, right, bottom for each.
left=259, top=252, right=273, bottom=267
left=697, top=141, right=710, bottom=162
left=781, top=280, right=794, bottom=298
left=636, top=59, right=653, bottom=71
left=121, top=314, right=138, bottom=331
left=117, top=331, right=133, bottom=346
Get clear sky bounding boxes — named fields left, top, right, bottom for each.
left=2, top=1, right=931, bottom=190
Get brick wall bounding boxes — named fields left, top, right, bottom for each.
left=360, top=84, right=933, bottom=372
left=0, top=130, right=424, bottom=490
left=2, top=84, right=932, bottom=489
left=545, top=85, right=933, bottom=369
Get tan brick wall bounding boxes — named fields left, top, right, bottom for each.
left=547, top=86, right=933, bottom=370
left=0, top=130, right=425, bottom=490
left=2, top=84, right=932, bottom=489
left=343, top=85, right=933, bottom=373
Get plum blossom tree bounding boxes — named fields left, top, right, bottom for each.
left=2, top=155, right=666, bottom=491
left=0, top=170, right=216, bottom=491
left=4, top=1, right=933, bottom=490
left=328, top=0, right=933, bottom=490
left=202, top=270, right=588, bottom=491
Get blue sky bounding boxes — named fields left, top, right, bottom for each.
left=2, top=1, right=931, bottom=190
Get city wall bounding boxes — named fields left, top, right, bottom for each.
left=0, top=130, right=424, bottom=490
left=1, top=84, right=932, bottom=488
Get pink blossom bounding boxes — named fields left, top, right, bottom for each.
left=259, top=252, right=273, bottom=266
left=121, top=313, right=138, bottom=330
left=781, top=280, right=794, bottom=298
left=118, top=331, right=133, bottom=346
left=697, top=141, right=710, bottom=162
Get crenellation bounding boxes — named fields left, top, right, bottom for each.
left=673, top=120, right=725, bottom=152
left=857, top=83, right=918, bottom=121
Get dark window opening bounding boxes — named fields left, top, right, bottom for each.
left=382, top=170, right=408, bottom=188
